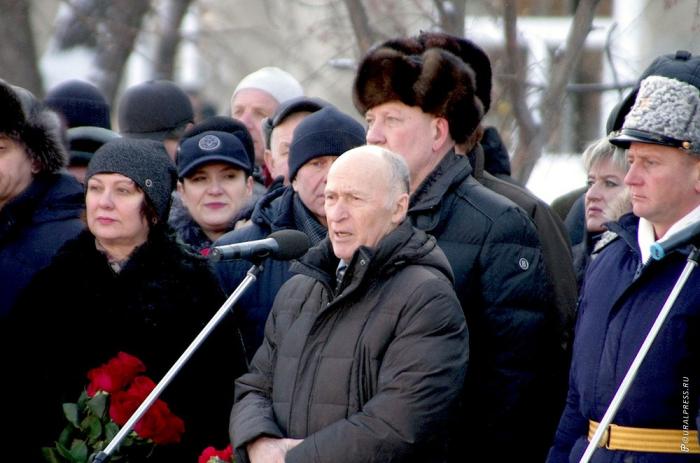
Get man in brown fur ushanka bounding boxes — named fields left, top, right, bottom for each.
left=353, top=34, right=567, bottom=462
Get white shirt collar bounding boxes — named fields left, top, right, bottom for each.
left=638, top=204, right=700, bottom=264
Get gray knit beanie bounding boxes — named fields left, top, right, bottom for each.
left=610, top=75, right=700, bottom=156
left=288, top=106, right=366, bottom=180
left=86, top=138, right=177, bottom=221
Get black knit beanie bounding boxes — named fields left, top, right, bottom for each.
left=85, top=138, right=177, bottom=222
left=288, top=106, right=366, bottom=180
left=44, top=80, right=111, bottom=129
left=117, top=80, right=193, bottom=141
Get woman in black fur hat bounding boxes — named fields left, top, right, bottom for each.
left=3, top=138, right=246, bottom=462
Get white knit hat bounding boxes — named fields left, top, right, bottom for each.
left=232, top=66, right=304, bottom=104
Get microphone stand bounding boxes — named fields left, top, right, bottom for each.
left=579, top=246, right=699, bottom=463
left=92, top=263, right=262, bottom=463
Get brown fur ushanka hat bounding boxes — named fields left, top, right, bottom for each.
left=353, top=37, right=484, bottom=144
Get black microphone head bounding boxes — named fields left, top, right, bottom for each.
left=268, top=230, right=311, bottom=260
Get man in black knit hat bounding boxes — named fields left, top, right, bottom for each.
left=44, top=79, right=112, bottom=130
left=117, top=80, right=194, bottom=160
left=214, top=105, right=365, bottom=360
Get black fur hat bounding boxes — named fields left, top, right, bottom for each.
left=0, top=80, right=67, bottom=174
left=353, top=40, right=484, bottom=144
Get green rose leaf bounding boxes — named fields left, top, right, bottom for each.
left=105, top=421, right=119, bottom=441
left=81, top=415, right=103, bottom=442
left=86, top=393, right=108, bottom=418
left=70, top=439, right=88, bottom=463
left=42, top=447, right=62, bottom=463
left=77, top=390, right=89, bottom=407
left=63, top=403, right=80, bottom=428
left=55, top=440, right=76, bottom=461
left=58, top=424, right=75, bottom=447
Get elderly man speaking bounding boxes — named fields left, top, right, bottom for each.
left=230, top=145, right=468, bottom=463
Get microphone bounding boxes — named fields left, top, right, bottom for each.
left=650, top=221, right=700, bottom=260
left=209, top=230, right=310, bottom=262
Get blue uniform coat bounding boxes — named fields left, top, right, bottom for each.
left=548, top=213, right=700, bottom=463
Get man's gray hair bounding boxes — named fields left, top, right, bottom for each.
left=351, top=144, right=410, bottom=198
left=583, top=136, right=629, bottom=174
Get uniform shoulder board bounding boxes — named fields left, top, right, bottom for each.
left=592, top=230, right=619, bottom=255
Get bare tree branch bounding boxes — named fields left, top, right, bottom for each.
left=153, top=0, right=193, bottom=80
left=342, top=0, right=382, bottom=56
left=540, top=0, right=602, bottom=138
left=503, top=0, right=539, bottom=184
left=433, top=0, right=466, bottom=36
left=54, top=0, right=112, bottom=50
left=90, top=0, right=152, bottom=106
left=508, top=0, right=602, bottom=183
left=0, top=0, right=43, bottom=95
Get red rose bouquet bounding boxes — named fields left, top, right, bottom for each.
left=198, top=444, right=235, bottom=463
left=43, top=352, right=185, bottom=463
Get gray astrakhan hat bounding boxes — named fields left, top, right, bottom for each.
left=610, top=75, right=700, bottom=156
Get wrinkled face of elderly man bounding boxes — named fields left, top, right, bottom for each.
left=324, top=145, right=409, bottom=262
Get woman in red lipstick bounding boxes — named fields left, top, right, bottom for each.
left=4, top=138, right=246, bottom=462
left=573, top=137, right=631, bottom=288
left=173, top=130, right=253, bottom=253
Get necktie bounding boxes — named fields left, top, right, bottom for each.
left=336, top=261, right=347, bottom=290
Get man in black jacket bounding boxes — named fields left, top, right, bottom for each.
left=354, top=37, right=566, bottom=462
left=215, top=106, right=366, bottom=360
left=0, top=80, right=84, bottom=319
left=231, top=146, right=468, bottom=463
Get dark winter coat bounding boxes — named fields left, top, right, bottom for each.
left=409, top=150, right=565, bottom=462
left=476, top=125, right=518, bottom=183
left=168, top=192, right=252, bottom=254
left=471, top=142, right=578, bottom=351
left=2, top=227, right=246, bottom=462
left=231, top=220, right=468, bottom=463
left=214, top=186, right=322, bottom=360
left=0, top=172, right=84, bottom=318
left=548, top=213, right=700, bottom=463
left=168, top=193, right=215, bottom=253
left=564, top=192, right=587, bottom=246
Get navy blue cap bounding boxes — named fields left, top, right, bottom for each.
left=182, top=116, right=255, bottom=169
left=177, top=130, right=252, bottom=178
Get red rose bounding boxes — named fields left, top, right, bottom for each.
left=86, top=352, right=146, bottom=397
left=220, top=445, right=233, bottom=461
left=109, top=376, right=156, bottom=425
left=109, top=376, right=184, bottom=444
left=134, top=399, right=185, bottom=445
left=199, top=444, right=233, bottom=463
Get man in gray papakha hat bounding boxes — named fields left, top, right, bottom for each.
left=548, top=74, right=700, bottom=462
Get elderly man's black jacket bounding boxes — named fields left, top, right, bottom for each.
left=409, top=150, right=565, bottom=462
left=231, top=220, right=469, bottom=463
